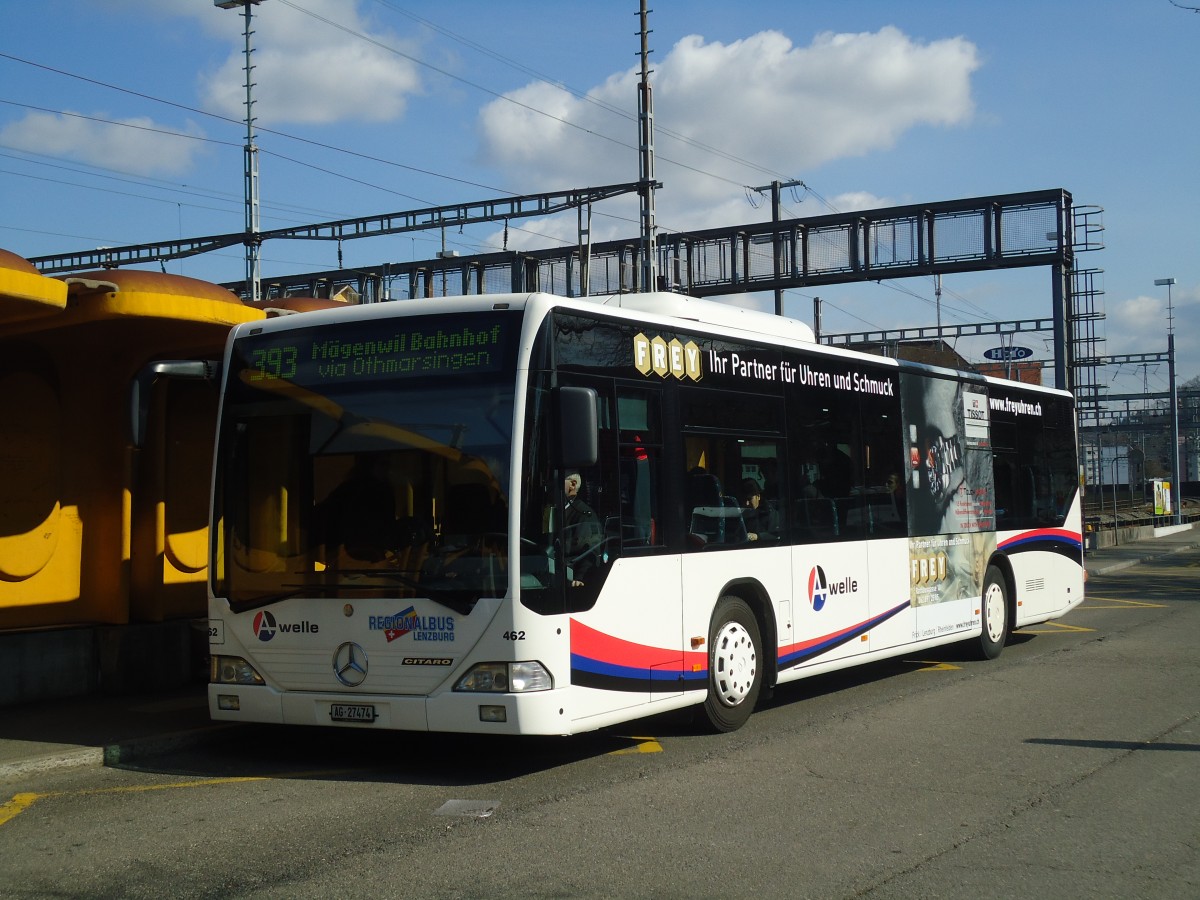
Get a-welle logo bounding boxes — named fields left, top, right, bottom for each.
left=807, top=565, right=860, bottom=612
left=633, top=333, right=703, bottom=382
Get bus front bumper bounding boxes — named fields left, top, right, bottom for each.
left=208, top=683, right=573, bottom=735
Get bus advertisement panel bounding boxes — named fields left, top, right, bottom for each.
left=900, top=374, right=996, bottom=610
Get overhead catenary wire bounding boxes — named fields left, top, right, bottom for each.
left=366, top=0, right=799, bottom=186
left=0, top=18, right=784, bottom=256
left=1, top=0, right=800, bottom=211
left=0, top=55, right=510, bottom=194
left=3, top=42, right=656, bottom=239
left=0, top=148, right=347, bottom=222
left=4, top=12, right=850, bottom=284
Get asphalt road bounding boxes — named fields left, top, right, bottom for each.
left=1, top=550, right=1197, bottom=899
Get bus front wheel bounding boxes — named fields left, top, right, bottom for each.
left=703, top=596, right=763, bottom=733
left=977, top=565, right=1009, bottom=660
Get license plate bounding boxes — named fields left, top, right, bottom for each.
left=330, top=703, right=377, bottom=723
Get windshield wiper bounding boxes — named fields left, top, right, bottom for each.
left=338, top=569, right=423, bottom=591
left=226, top=572, right=489, bottom=616
left=228, top=587, right=312, bottom=614
left=343, top=570, right=484, bottom=612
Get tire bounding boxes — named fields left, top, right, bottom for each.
left=977, top=564, right=1009, bottom=660
left=702, top=596, right=763, bottom=733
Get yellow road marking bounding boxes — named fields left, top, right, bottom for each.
left=910, top=660, right=962, bottom=672
left=0, top=793, right=40, bottom=827
left=1082, top=597, right=1168, bottom=609
left=1023, top=621, right=1096, bottom=634
left=0, top=769, right=357, bottom=828
left=76, top=775, right=271, bottom=797
left=610, top=736, right=663, bottom=755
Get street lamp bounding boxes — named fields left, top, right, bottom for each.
left=1154, top=277, right=1182, bottom=524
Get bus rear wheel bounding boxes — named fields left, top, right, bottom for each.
left=703, top=596, right=763, bottom=733
left=977, top=564, right=1009, bottom=660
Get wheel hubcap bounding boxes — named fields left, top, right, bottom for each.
left=712, top=621, right=757, bottom=707
left=984, top=583, right=1006, bottom=642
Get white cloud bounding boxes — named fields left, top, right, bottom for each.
left=1109, top=294, right=1175, bottom=354
left=827, top=191, right=894, bottom=213
left=197, top=0, right=422, bottom=126
left=0, top=110, right=206, bottom=176
left=1105, top=288, right=1200, bottom=386
left=478, top=26, right=979, bottom=229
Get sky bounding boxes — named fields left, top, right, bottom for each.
left=2, top=0, right=1197, bottom=404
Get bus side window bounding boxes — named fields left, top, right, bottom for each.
left=681, top=435, right=784, bottom=549
left=993, top=456, right=1014, bottom=524
left=619, top=444, right=660, bottom=547
left=685, top=469, right=744, bottom=547
left=858, top=382, right=905, bottom=537
left=789, top=426, right=858, bottom=543
left=616, top=389, right=665, bottom=552
left=736, top=443, right=782, bottom=543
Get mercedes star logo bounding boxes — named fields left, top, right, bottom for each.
left=333, top=641, right=368, bottom=687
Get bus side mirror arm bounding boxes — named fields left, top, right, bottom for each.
left=557, top=386, right=598, bottom=469
left=130, top=359, right=221, bottom=449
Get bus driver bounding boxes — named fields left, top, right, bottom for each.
left=563, top=472, right=602, bottom=586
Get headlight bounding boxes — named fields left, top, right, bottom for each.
left=210, top=655, right=265, bottom=685
left=454, top=661, right=552, bottom=692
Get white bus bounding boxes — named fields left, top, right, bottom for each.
left=207, top=291, right=1084, bottom=734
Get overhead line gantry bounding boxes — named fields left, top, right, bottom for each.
left=26, top=182, right=649, bottom=275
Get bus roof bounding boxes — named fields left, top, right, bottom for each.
left=227, top=290, right=816, bottom=345
left=583, top=291, right=815, bottom=344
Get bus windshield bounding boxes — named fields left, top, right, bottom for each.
left=211, top=311, right=518, bottom=614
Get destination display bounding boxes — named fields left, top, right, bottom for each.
left=233, top=312, right=517, bottom=388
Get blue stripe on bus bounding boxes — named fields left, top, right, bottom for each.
left=998, top=528, right=1083, bottom=560
left=570, top=655, right=708, bottom=692
left=573, top=599, right=917, bottom=690
left=778, top=599, right=911, bottom=670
